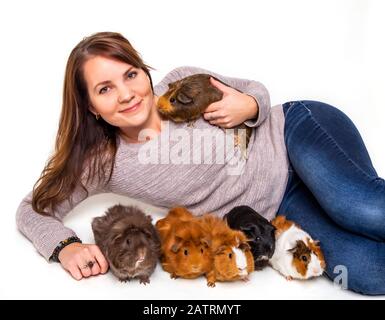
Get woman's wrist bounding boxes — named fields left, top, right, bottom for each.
left=50, top=236, right=82, bottom=263
left=245, top=95, right=259, bottom=121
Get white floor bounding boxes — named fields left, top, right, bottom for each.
left=3, top=194, right=383, bottom=300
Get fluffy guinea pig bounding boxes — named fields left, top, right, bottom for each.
left=155, top=207, right=212, bottom=280
left=224, top=205, right=276, bottom=270
left=157, top=73, right=252, bottom=155
left=198, top=213, right=254, bottom=287
left=155, top=206, right=195, bottom=241
left=269, top=215, right=326, bottom=280
left=91, top=204, right=161, bottom=285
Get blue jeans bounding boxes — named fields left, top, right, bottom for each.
left=278, top=100, right=385, bottom=295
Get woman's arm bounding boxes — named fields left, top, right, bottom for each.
left=16, top=174, right=109, bottom=280
left=153, top=66, right=271, bottom=128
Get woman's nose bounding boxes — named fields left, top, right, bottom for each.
left=117, top=85, right=134, bottom=104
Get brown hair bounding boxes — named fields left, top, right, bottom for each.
left=31, top=32, right=155, bottom=216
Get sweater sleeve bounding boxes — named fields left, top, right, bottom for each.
left=16, top=173, right=108, bottom=262
left=153, top=65, right=271, bottom=128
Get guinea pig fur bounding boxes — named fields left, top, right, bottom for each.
left=156, top=73, right=252, bottom=155
left=224, top=205, right=276, bottom=270
left=155, top=207, right=212, bottom=280
left=155, top=206, right=195, bottom=241
left=198, top=213, right=255, bottom=287
left=91, top=204, right=161, bottom=285
left=269, top=215, right=326, bottom=280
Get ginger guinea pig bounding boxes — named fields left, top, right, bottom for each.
left=157, top=73, right=252, bottom=156
left=91, top=204, right=161, bottom=285
left=155, top=208, right=211, bottom=280
left=198, top=213, right=254, bottom=287
left=269, top=215, right=326, bottom=280
left=155, top=206, right=195, bottom=241
left=224, top=205, right=276, bottom=270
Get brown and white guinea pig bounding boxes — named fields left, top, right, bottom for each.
left=91, top=204, right=161, bottom=285
left=198, top=213, right=254, bottom=287
left=156, top=73, right=252, bottom=155
left=155, top=207, right=212, bottom=280
left=269, top=215, right=326, bottom=280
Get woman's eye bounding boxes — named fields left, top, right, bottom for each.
left=99, top=87, right=109, bottom=94
left=127, top=71, right=137, bottom=79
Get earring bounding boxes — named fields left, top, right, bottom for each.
left=95, top=113, right=100, bottom=120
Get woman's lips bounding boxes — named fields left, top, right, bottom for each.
left=119, top=100, right=142, bottom=113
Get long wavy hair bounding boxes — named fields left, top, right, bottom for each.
left=31, top=32, right=155, bottom=216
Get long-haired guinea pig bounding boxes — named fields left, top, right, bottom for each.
left=91, top=204, right=161, bottom=285
left=223, top=205, right=276, bottom=270
left=157, top=73, right=252, bottom=156
left=198, top=213, right=254, bottom=287
left=269, top=215, right=326, bottom=280
left=155, top=206, right=195, bottom=241
left=155, top=207, right=212, bottom=280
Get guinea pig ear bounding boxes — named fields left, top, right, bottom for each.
left=91, top=217, right=107, bottom=234
left=287, top=246, right=297, bottom=253
left=240, top=223, right=258, bottom=236
left=312, top=240, right=321, bottom=246
left=201, top=237, right=211, bottom=248
left=215, top=245, right=227, bottom=255
left=239, top=241, right=251, bottom=251
left=171, top=237, right=183, bottom=253
left=176, top=92, right=193, bottom=105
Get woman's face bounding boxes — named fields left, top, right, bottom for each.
left=83, top=55, right=156, bottom=131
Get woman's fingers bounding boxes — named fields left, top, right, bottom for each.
left=89, top=245, right=109, bottom=274
left=203, top=110, right=225, bottom=121
left=58, top=242, right=108, bottom=280
left=67, top=263, right=83, bottom=281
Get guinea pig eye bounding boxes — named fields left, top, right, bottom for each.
left=301, top=255, right=308, bottom=262
left=228, top=253, right=232, bottom=259
left=126, top=238, right=130, bottom=245
left=184, top=249, right=188, bottom=256
left=200, top=248, right=204, bottom=254
left=170, top=97, right=176, bottom=104
left=256, top=237, right=261, bottom=241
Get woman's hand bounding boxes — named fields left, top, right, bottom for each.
left=58, top=242, right=109, bottom=280
left=203, top=77, right=259, bottom=128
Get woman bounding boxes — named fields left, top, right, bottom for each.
left=16, top=32, right=385, bottom=295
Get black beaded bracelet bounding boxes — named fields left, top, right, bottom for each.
left=50, top=236, right=82, bottom=262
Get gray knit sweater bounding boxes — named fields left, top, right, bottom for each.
left=16, top=66, right=289, bottom=261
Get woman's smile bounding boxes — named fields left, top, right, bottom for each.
left=119, top=100, right=142, bottom=114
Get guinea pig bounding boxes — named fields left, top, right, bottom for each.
left=91, top=204, right=161, bottom=285
left=155, top=206, right=195, bottom=241
left=223, top=205, right=276, bottom=270
left=269, top=215, right=326, bottom=280
left=155, top=207, right=212, bottom=280
left=198, top=213, right=254, bottom=287
left=157, top=73, right=252, bottom=157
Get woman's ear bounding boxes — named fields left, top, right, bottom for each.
left=88, top=105, right=97, bottom=115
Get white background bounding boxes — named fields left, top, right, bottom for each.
left=0, top=0, right=384, bottom=299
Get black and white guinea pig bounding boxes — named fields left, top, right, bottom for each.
left=223, top=205, right=276, bottom=270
